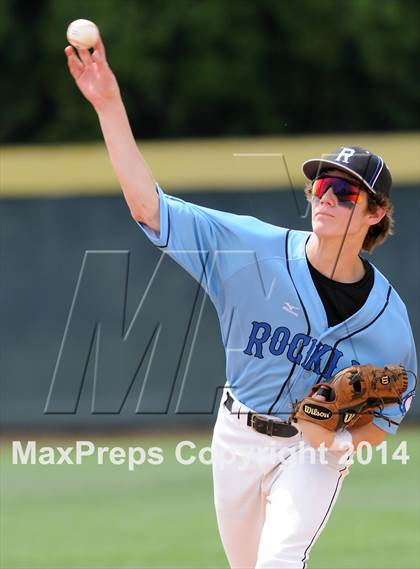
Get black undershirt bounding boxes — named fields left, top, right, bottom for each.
left=307, top=256, right=374, bottom=327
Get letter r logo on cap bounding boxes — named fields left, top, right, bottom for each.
left=335, top=147, right=356, bottom=164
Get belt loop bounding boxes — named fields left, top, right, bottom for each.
left=224, top=391, right=234, bottom=412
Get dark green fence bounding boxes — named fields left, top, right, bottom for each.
left=2, top=187, right=418, bottom=430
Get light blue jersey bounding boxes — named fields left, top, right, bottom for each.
left=138, top=186, right=417, bottom=434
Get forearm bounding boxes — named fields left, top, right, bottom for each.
left=299, top=419, right=386, bottom=449
left=96, top=97, right=159, bottom=229
left=348, top=422, right=386, bottom=448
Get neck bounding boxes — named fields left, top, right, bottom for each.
left=306, top=233, right=365, bottom=283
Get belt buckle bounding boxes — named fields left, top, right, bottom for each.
left=250, top=413, right=274, bottom=437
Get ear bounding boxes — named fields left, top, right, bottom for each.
left=367, top=205, right=386, bottom=226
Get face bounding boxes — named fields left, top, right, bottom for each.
left=310, top=169, right=384, bottom=241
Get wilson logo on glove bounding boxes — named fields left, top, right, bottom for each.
left=343, top=412, right=356, bottom=424
left=303, top=404, right=332, bottom=419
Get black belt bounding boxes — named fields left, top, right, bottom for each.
left=224, top=393, right=298, bottom=438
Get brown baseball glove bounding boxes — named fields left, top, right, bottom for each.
left=290, top=364, right=408, bottom=431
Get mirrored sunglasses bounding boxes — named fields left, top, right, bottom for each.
left=311, top=176, right=363, bottom=206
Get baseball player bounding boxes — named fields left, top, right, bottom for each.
left=65, top=38, right=417, bottom=568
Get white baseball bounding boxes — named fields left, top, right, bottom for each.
left=67, top=19, right=99, bottom=50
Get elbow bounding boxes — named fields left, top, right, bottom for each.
left=130, top=205, right=160, bottom=233
left=129, top=190, right=160, bottom=229
left=130, top=206, right=145, bottom=222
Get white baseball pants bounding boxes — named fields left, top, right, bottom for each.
left=211, top=392, right=351, bottom=569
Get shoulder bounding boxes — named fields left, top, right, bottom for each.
left=369, top=263, right=408, bottom=312
left=163, top=188, right=290, bottom=245
left=368, top=264, right=415, bottom=349
left=285, top=229, right=312, bottom=259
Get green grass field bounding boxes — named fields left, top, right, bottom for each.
left=1, top=429, right=418, bottom=569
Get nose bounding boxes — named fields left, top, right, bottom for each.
left=319, top=187, right=337, bottom=206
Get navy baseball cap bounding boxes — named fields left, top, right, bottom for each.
left=302, top=146, right=392, bottom=197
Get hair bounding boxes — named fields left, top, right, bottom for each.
left=304, top=180, right=394, bottom=253
left=363, top=192, right=394, bottom=252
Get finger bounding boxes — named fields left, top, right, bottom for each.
left=94, top=35, right=106, bottom=58
left=313, top=394, right=327, bottom=402
left=92, top=48, right=106, bottom=69
left=65, top=47, right=84, bottom=80
left=64, top=45, right=75, bottom=58
left=67, top=57, right=84, bottom=80
left=78, top=47, right=93, bottom=67
left=65, top=46, right=83, bottom=69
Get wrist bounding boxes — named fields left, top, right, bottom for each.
left=299, top=419, right=335, bottom=448
left=95, top=92, right=124, bottom=117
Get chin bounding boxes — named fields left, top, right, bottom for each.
left=312, top=219, right=341, bottom=238
left=312, top=222, right=360, bottom=243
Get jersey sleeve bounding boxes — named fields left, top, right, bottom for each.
left=372, top=329, right=418, bottom=435
left=136, top=184, right=284, bottom=307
